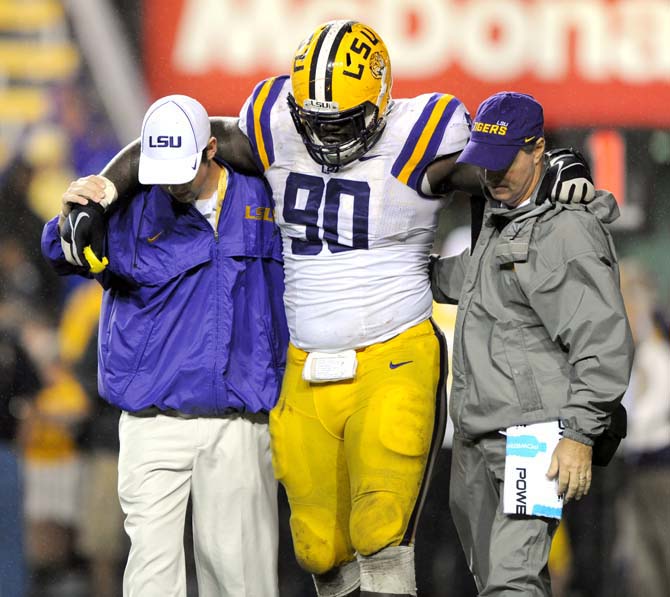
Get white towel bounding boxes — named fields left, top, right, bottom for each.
left=503, top=421, right=564, bottom=519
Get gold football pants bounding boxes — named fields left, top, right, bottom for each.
left=270, top=319, right=447, bottom=574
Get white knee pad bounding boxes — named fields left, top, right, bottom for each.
left=357, top=545, right=416, bottom=596
left=313, top=560, right=360, bottom=597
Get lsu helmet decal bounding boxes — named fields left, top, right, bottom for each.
left=288, top=20, right=393, bottom=172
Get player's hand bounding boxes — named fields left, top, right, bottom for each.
left=539, top=148, right=595, bottom=205
left=60, top=175, right=118, bottom=217
left=60, top=203, right=109, bottom=273
left=546, top=437, right=593, bottom=502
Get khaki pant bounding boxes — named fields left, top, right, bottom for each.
left=118, top=412, right=279, bottom=597
left=450, top=433, right=558, bottom=596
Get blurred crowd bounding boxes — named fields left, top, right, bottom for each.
left=0, top=5, right=668, bottom=597
left=0, top=74, right=125, bottom=597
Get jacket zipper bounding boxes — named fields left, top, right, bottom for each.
left=454, top=225, right=492, bottom=434
left=212, top=166, right=228, bottom=411
left=132, top=197, right=148, bottom=268
left=213, top=226, right=220, bottom=411
left=189, top=203, right=221, bottom=411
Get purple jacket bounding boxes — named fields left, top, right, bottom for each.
left=42, top=165, right=288, bottom=415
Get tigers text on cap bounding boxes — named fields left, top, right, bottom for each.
left=457, top=92, right=544, bottom=171
left=138, top=95, right=211, bottom=185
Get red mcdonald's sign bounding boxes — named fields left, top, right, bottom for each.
left=144, top=0, right=669, bottom=127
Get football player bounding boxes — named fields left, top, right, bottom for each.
left=64, top=20, right=593, bottom=597
left=236, top=22, right=466, bottom=597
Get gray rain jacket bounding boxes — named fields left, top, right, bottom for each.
left=431, top=190, right=634, bottom=445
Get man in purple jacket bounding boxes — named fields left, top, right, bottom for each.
left=41, top=95, right=288, bottom=597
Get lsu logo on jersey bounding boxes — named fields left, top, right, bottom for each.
left=245, top=206, right=274, bottom=222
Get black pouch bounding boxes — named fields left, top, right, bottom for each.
left=592, top=403, right=627, bottom=467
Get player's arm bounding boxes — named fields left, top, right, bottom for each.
left=93, top=117, right=261, bottom=205
left=424, top=155, right=487, bottom=247
left=211, top=117, right=262, bottom=175
left=424, top=154, right=482, bottom=196
left=425, top=146, right=596, bottom=205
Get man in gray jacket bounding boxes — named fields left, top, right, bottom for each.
left=430, top=91, right=634, bottom=596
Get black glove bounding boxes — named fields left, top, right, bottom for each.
left=60, top=203, right=109, bottom=273
left=538, top=147, right=595, bottom=205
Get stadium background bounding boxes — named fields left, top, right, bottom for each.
left=0, top=1, right=668, bottom=596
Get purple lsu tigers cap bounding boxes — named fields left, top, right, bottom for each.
left=457, top=92, right=544, bottom=171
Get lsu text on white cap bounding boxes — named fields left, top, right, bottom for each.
left=138, top=94, right=211, bottom=185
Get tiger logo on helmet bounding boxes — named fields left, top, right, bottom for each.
left=288, top=20, right=393, bottom=172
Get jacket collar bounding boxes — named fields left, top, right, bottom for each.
left=486, top=188, right=619, bottom=231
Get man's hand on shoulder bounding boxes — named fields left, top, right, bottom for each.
left=59, top=175, right=114, bottom=273
left=539, top=147, right=595, bottom=205
left=58, top=175, right=118, bottom=230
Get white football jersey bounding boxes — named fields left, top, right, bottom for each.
left=239, top=77, right=470, bottom=351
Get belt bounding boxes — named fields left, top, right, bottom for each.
left=126, top=406, right=269, bottom=422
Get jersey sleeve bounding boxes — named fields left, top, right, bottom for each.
left=238, top=76, right=290, bottom=173
left=391, top=94, right=471, bottom=194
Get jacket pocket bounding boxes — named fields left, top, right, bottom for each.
left=100, top=290, right=118, bottom=361
left=502, top=324, right=543, bottom=412
left=100, top=301, right=156, bottom=399
left=118, top=318, right=155, bottom=396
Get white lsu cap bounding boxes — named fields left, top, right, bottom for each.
left=138, top=94, right=211, bottom=185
